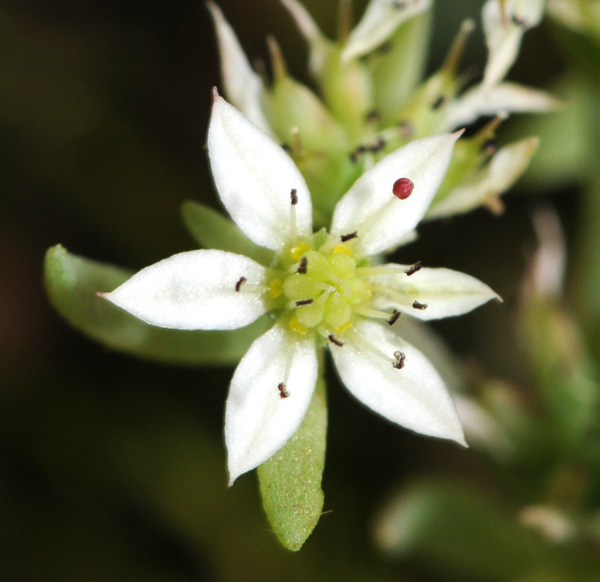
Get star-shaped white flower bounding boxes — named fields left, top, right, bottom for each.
left=101, top=93, right=499, bottom=484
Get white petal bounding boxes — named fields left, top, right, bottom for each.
left=369, top=264, right=500, bottom=320
left=427, top=137, right=539, bottom=219
left=482, top=0, right=545, bottom=88
left=207, top=2, right=274, bottom=136
left=100, top=250, right=267, bottom=330
left=331, top=320, right=465, bottom=444
left=280, top=0, right=332, bottom=77
left=225, top=325, right=318, bottom=483
left=443, top=82, right=561, bottom=129
left=208, top=95, right=312, bottom=251
left=331, top=132, right=460, bottom=256
left=342, top=0, right=431, bottom=63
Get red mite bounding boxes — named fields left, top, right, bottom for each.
left=392, top=177, right=414, bottom=200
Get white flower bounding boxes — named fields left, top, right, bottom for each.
left=443, top=0, right=558, bottom=130
left=101, top=94, right=499, bottom=484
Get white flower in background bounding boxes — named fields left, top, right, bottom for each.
left=444, top=0, right=557, bottom=129
left=100, top=94, right=499, bottom=484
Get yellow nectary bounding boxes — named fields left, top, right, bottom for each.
left=269, top=237, right=372, bottom=336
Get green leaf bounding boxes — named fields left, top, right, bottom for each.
left=257, top=374, right=327, bottom=551
left=44, top=244, right=269, bottom=365
left=373, top=479, right=547, bottom=580
left=181, top=201, right=273, bottom=265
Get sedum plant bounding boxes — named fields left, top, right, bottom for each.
left=44, top=0, right=556, bottom=550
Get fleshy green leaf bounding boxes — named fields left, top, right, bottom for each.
left=181, top=201, right=273, bottom=265
left=44, top=245, right=269, bottom=365
left=257, top=374, right=327, bottom=551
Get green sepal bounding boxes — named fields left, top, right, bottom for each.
left=257, top=374, right=327, bottom=551
left=367, top=11, right=432, bottom=126
left=181, top=201, right=273, bottom=266
left=320, top=47, right=374, bottom=137
left=44, top=244, right=269, bottom=365
left=264, top=74, right=350, bottom=155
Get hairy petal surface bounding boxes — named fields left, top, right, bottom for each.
left=331, top=132, right=460, bottom=256
left=207, top=2, right=273, bottom=135
left=331, top=320, right=466, bottom=444
left=226, top=325, right=318, bottom=484
left=369, top=265, right=500, bottom=321
left=208, top=95, right=312, bottom=251
left=100, top=250, right=268, bottom=330
left=343, top=0, right=431, bottom=63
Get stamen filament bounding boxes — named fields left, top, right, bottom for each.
left=356, top=266, right=405, bottom=277
left=354, top=305, right=396, bottom=320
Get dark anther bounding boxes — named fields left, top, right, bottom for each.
left=341, top=231, right=358, bottom=242
left=393, top=350, right=406, bottom=370
left=281, top=143, right=291, bottom=152
left=481, top=138, right=499, bottom=156
left=370, top=137, right=386, bottom=153
left=412, top=300, right=428, bottom=310
left=328, top=334, right=344, bottom=347
left=235, top=276, right=247, bottom=292
left=511, top=14, right=527, bottom=27
left=386, top=310, right=401, bottom=326
left=432, top=95, right=446, bottom=110
left=290, top=188, right=298, bottom=205
left=297, top=256, right=308, bottom=274
left=295, top=298, right=314, bottom=306
left=405, top=261, right=422, bottom=276
left=278, top=382, right=290, bottom=398
left=393, top=0, right=407, bottom=8
left=398, top=120, right=414, bottom=138
left=378, top=41, right=392, bottom=54
left=366, top=109, right=380, bottom=124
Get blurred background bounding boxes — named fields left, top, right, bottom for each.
left=3, top=0, right=592, bottom=580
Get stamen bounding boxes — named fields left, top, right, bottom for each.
left=278, top=342, right=296, bottom=398
left=297, top=256, right=308, bottom=274
left=345, top=328, right=399, bottom=369
left=393, top=178, right=414, bottom=200
left=386, top=310, right=401, bottom=326
left=481, top=138, right=499, bottom=156
left=289, top=188, right=297, bottom=239
left=393, top=351, right=406, bottom=370
left=278, top=382, right=290, bottom=399
left=431, top=95, right=445, bottom=110
left=398, top=120, right=414, bottom=138
left=328, top=334, right=344, bottom=347
left=366, top=109, right=380, bottom=124
left=356, top=265, right=405, bottom=277
left=235, top=276, right=247, bottom=292
left=405, top=261, right=422, bottom=276
left=295, top=298, right=314, bottom=306
left=340, top=231, right=358, bottom=243
left=355, top=305, right=396, bottom=320
left=412, top=300, right=428, bottom=310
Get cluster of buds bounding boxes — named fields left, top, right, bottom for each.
left=210, top=0, right=558, bottom=222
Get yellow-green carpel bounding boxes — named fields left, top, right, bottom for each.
left=268, top=235, right=375, bottom=338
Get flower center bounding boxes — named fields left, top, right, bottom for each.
left=268, top=235, right=372, bottom=337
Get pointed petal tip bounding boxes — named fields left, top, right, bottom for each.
left=452, top=128, right=466, bottom=139
left=212, top=86, right=221, bottom=103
